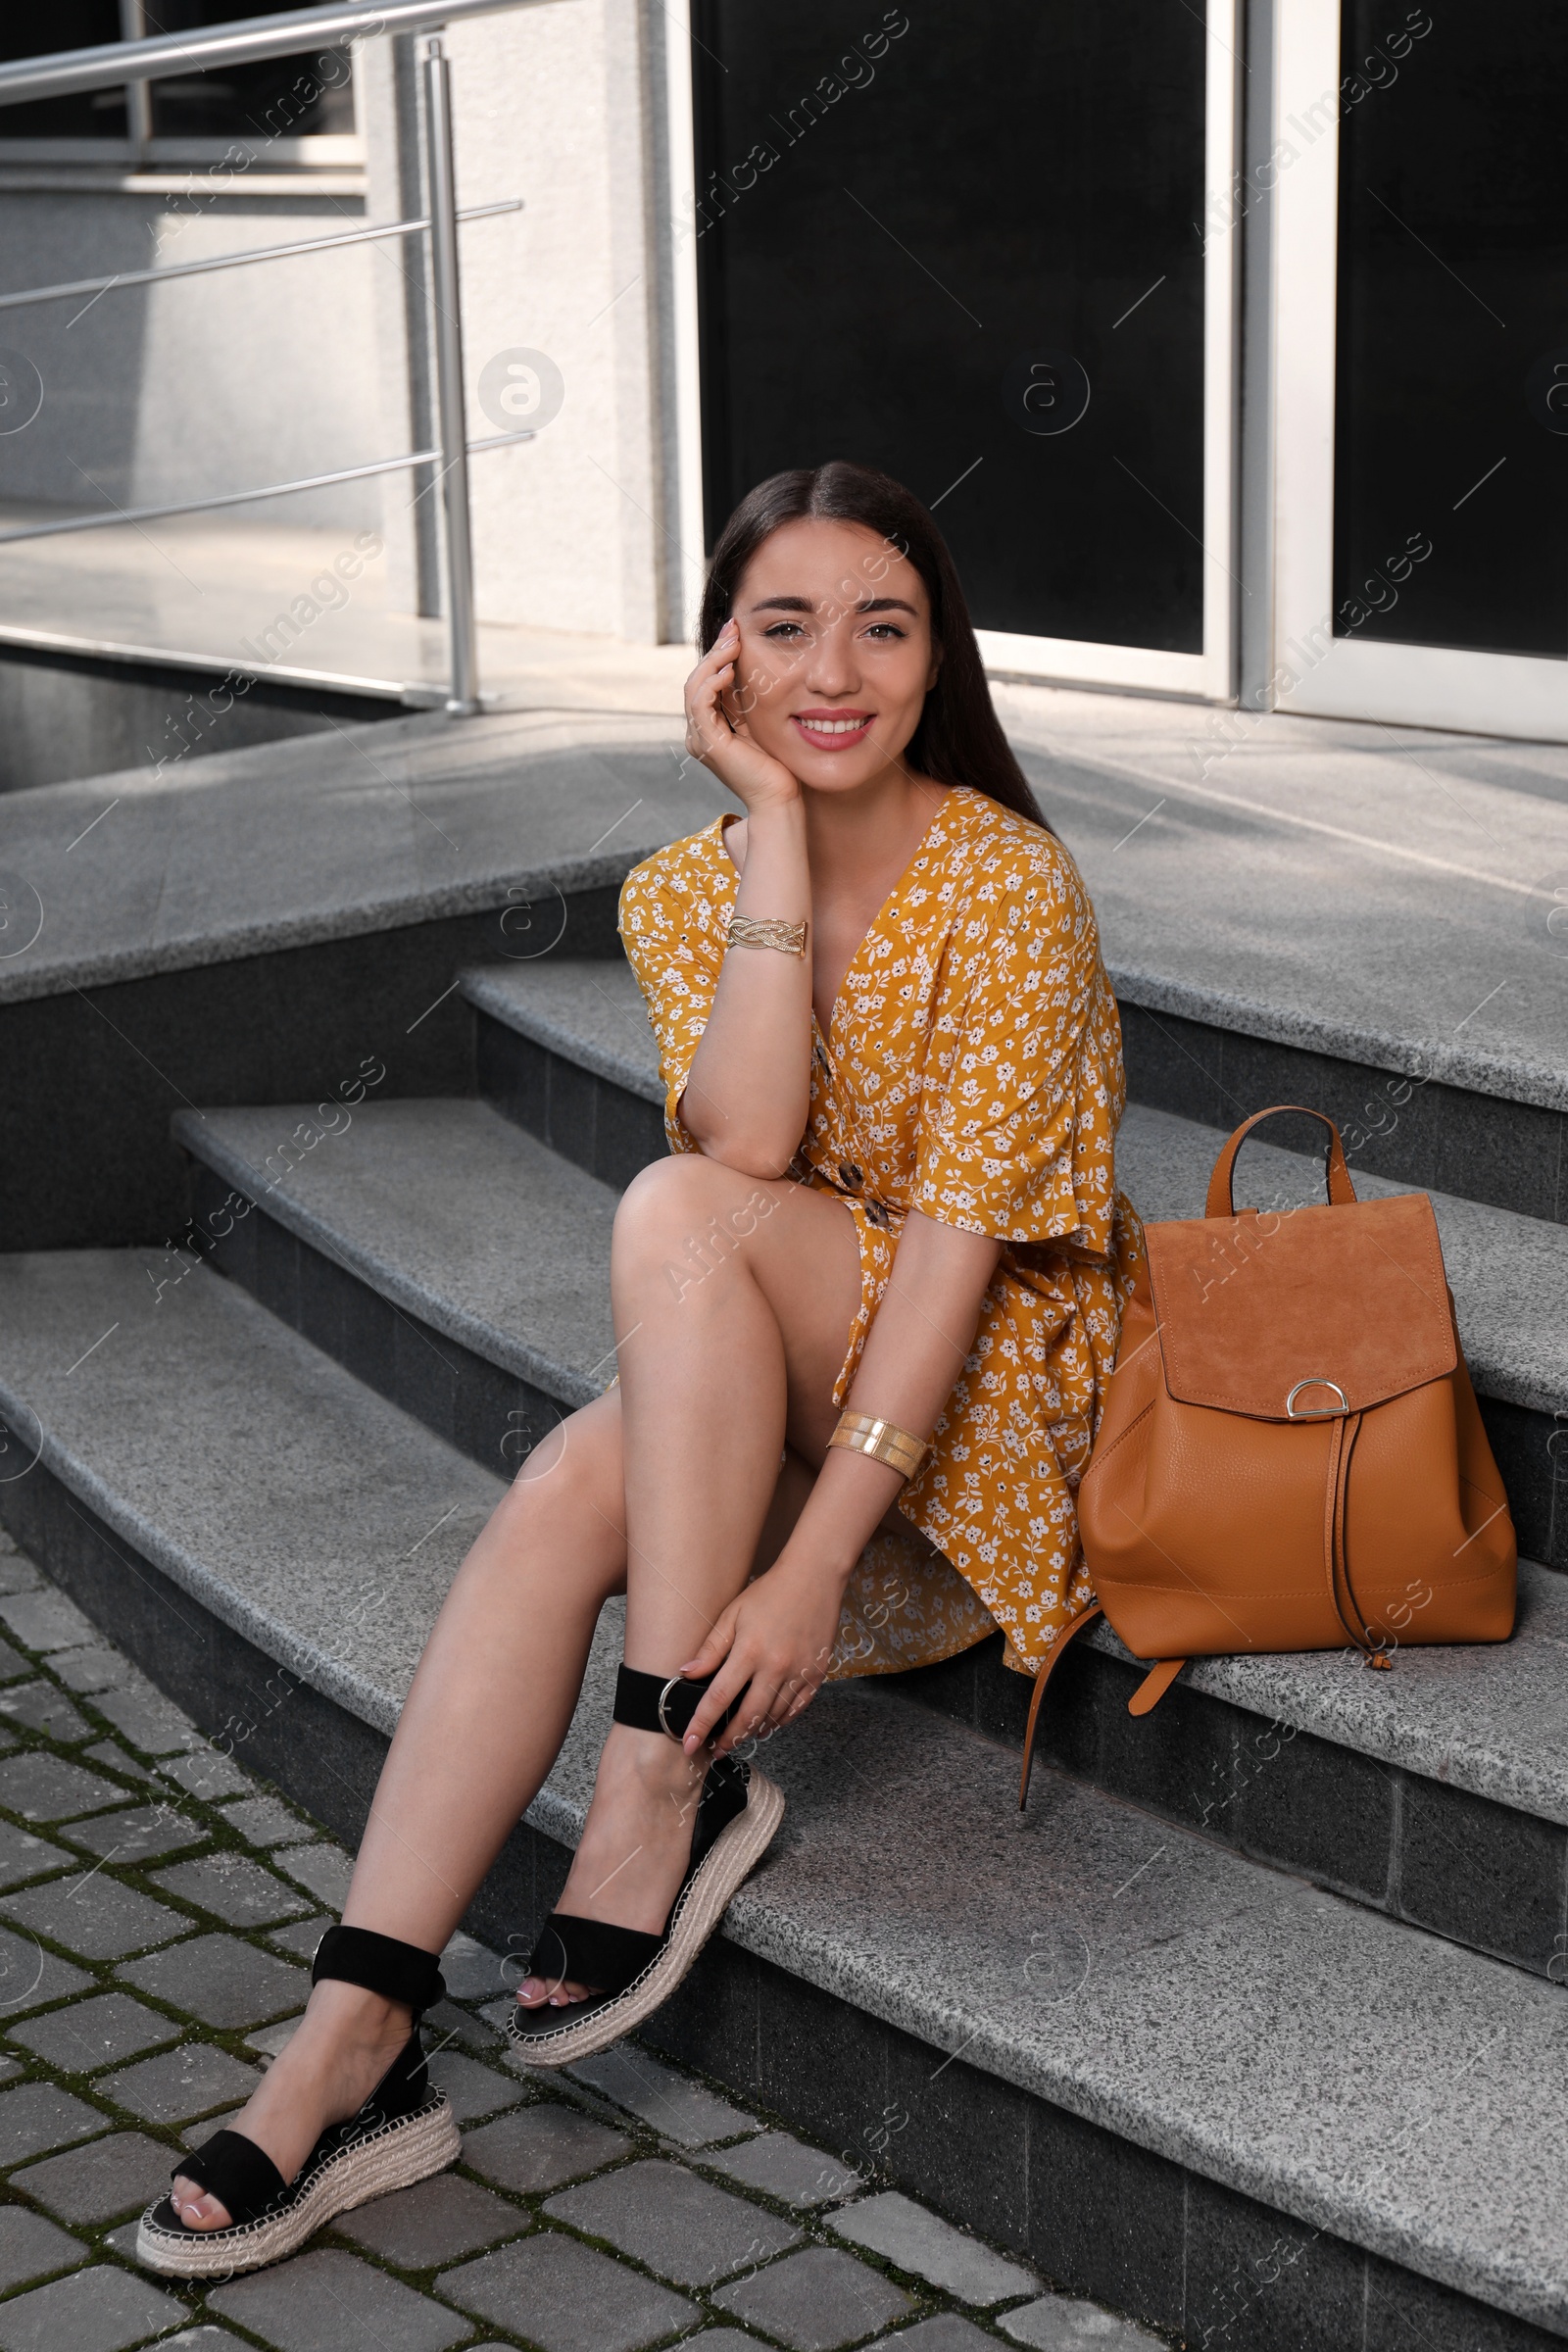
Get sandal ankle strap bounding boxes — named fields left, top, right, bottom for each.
left=613, top=1663, right=741, bottom=1743
left=312, top=1924, right=445, bottom=2016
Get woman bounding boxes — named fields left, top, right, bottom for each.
left=136, top=460, right=1142, bottom=2278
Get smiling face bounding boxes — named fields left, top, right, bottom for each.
left=725, top=517, right=940, bottom=792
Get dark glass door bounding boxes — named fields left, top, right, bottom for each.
left=1334, top=2, right=1568, bottom=658
left=691, top=4, right=1209, bottom=653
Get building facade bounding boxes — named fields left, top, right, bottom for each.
left=0, top=1, right=1563, bottom=741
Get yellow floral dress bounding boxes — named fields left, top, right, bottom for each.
left=617, top=784, right=1144, bottom=1680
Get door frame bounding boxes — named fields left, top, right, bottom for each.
left=662, top=0, right=1242, bottom=699
left=659, top=0, right=708, bottom=646
left=979, top=0, right=1242, bottom=702
left=1269, top=0, right=1568, bottom=738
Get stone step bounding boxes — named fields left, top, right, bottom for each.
left=0, top=1247, right=1561, bottom=2352
left=898, top=1556, right=1568, bottom=1985
left=0, top=709, right=710, bottom=1250
left=173, top=1097, right=618, bottom=1471
left=466, top=956, right=666, bottom=1193
left=997, top=682, right=1568, bottom=1229
left=7, top=692, right=1560, bottom=1247
left=171, top=1095, right=1568, bottom=1983
left=464, top=957, right=1568, bottom=1570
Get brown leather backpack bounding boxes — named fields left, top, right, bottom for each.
left=1019, top=1106, right=1516, bottom=1806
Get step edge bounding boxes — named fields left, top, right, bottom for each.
left=0, top=1361, right=405, bottom=1747
left=0, top=849, right=653, bottom=1012
left=465, top=973, right=1566, bottom=1417
left=463, top=965, right=666, bottom=1104
left=173, top=1107, right=606, bottom=1412
left=1468, top=1354, right=1568, bottom=1417
left=178, top=1102, right=1568, bottom=1832
left=455, top=971, right=1568, bottom=1415
left=717, top=1871, right=1568, bottom=2339
left=1109, top=960, right=1568, bottom=1117
left=1083, top=1573, right=1568, bottom=1830
left=5, top=1332, right=1560, bottom=2336
left=526, top=1683, right=1568, bottom=2338
left=533, top=1684, right=1568, bottom=2342
left=464, top=949, right=1568, bottom=1137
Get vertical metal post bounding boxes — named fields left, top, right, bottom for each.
left=421, top=37, right=480, bottom=716
left=119, top=0, right=153, bottom=163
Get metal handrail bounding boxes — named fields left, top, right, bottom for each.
left=0, top=1, right=527, bottom=108
left=0, top=427, right=537, bottom=545
left=0, top=3, right=562, bottom=715
left=0, top=200, right=520, bottom=317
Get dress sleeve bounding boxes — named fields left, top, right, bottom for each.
left=909, top=837, right=1121, bottom=1254
left=617, top=833, right=730, bottom=1154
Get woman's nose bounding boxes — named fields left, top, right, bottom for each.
left=804, top=623, right=859, bottom=696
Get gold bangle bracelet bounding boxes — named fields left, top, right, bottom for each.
left=828, top=1410, right=929, bottom=1481
left=725, top=914, right=808, bottom=957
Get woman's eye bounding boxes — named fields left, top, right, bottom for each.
left=864, top=623, right=906, bottom=640
left=762, top=621, right=806, bottom=640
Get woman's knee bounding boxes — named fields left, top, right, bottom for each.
left=612, top=1153, right=780, bottom=1291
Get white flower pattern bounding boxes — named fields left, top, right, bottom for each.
left=617, top=786, right=1145, bottom=1679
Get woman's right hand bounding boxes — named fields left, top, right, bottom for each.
left=684, top=619, right=800, bottom=814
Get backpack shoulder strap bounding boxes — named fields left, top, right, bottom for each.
left=1018, top=1603, right=1104, bottom=1811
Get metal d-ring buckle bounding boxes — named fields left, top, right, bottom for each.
left=657, top=1676, right=685, bottom=1740
left=1285, top=1378, right=1349, bottom=1420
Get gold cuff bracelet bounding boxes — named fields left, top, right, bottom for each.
left=828, top=1410, right=929, bottom=1481
left=725, top=914, right=808, bottom=957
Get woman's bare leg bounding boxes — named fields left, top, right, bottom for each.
left=171, top=1157, right=860, bottom=2226
left=170, top=1394, right=630, bottom=2227
left=517, top=1153, right=859, bottom=2005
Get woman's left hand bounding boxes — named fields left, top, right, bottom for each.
left=678, top=1559, right=846, bottom=1756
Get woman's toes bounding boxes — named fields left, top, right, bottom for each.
left=515, top=1975, right=595, bottom=2009
left=550, top=1980, right=595, bottom=2007
left=170, top=2176, right=231, bottom=2230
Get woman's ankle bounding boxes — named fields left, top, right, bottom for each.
left=292, top=1976, right=413, bottom=2054
left=601, top=1719, right=705, bottom=1788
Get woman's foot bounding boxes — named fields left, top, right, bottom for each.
left=514, top=1723, right=709, bottom=2010
left=168, top=1979, right=413, bottom=2231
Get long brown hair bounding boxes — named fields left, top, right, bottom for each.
left=699, top=461, right=1048, bottom=830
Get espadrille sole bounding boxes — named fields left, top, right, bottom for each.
left=509, top=1766, right=785, bottom=2068
left=134, top=2091, right=460, bottom=2279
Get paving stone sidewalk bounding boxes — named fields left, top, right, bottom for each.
left=0, top=1536, right=1169, bottom=2352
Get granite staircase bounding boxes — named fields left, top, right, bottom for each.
left=0, top=701, right=1565, bottom=2351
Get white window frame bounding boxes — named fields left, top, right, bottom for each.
left=662, top=0, right=707, bottom=645
left=661, top=0, right=1241, bottom=692
left=0, top=137, right=363, bottom=168
left=1270, top=0, right=1568, bottom=739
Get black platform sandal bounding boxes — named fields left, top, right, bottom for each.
left=508, top=1664, right=785, bottom=2069
left=136, top=1924, right=460, bottom=2279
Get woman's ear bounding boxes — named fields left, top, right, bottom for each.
left=925, top=641, right=943, bottom=694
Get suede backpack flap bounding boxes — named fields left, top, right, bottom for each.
left=1149, top=1192, right=1454, bottom=1418
left=1077, top=1108, right=1517, bottom=1687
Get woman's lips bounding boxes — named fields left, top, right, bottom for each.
left=790, top=710, right=876, bottom=751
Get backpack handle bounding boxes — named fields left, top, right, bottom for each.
left=1204, top=1105, right=1358, bottom=1220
